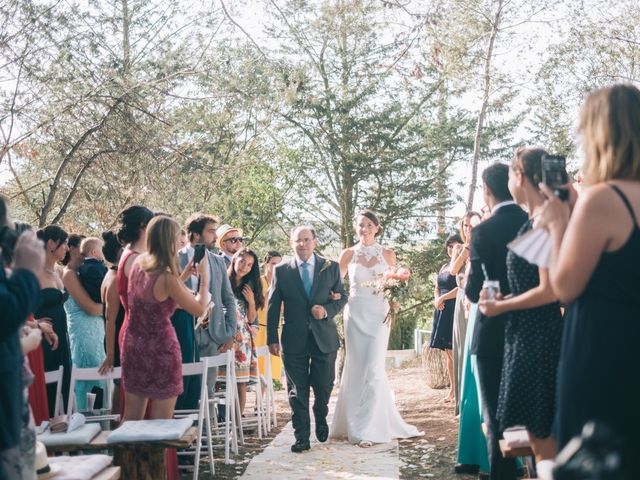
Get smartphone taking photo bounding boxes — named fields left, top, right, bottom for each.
left=541, top=154, right=569, bottom=201
left=192, top=243, right=206, bottom=267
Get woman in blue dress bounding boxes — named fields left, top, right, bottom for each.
left=62, top=234, right=106, bottom=411
left=456, top=302, right=490, bottom=476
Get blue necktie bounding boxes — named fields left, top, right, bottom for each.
left=301, top=261, right=312, bottom=298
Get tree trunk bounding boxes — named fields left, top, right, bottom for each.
left=466, top=0, right=503, bottom=212
left=436, top=80, right=448, bottom=232
left=121, top=0, right=131, bottom=76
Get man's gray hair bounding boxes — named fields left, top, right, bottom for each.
left=290, top=225, right=317, bottom=239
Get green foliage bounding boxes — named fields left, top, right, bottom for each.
left=387, top=231, right=451, bottom=349
left=529, top=0, right=640, bottom=163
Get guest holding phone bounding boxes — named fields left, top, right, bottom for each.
left=121, top=215, right=210, bottom=420
left=538, top=83, right=640, bottom=474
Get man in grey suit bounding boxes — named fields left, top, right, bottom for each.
left=268, top=226, right=347, bottom=453
left=179, top=214, right=237, bottom=394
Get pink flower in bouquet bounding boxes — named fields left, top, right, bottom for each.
left=384, top=270, right=396, bottom=280
left=396, top=267, right=411, bottom=282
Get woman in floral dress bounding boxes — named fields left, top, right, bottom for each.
left=221, top=248, right=264, bottom=416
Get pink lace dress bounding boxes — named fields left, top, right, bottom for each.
left=121, top=264, right=182, bottom=399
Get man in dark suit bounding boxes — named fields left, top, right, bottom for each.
left=466, top=163, right=528, bottom=480
left=267, top=226, right=347, bottom=453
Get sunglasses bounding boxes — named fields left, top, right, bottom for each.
left=225, top=237, right=243, bottom=244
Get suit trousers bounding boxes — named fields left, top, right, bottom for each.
left=475, top=355, right=517, bottom=480
left=282, top=332, right=336, bottom=442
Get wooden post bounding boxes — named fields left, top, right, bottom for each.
left=113, top=445, right=165, bottom=479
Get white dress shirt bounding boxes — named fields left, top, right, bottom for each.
left=491, top=200, right=516, bottom=215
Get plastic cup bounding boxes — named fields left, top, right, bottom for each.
left=86, top=392, right=96, bottom=412
left=482, top=280, right=500, bottom=300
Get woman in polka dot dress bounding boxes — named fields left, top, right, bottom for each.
left=479, top=147, right=563, bottom=464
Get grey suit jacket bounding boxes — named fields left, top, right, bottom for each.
left=178, top=246, right=237, bottom=356
left=267, top=254, right=347, bottom=355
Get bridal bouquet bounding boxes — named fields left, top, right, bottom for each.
left=364, top=266, right=412, bottom=326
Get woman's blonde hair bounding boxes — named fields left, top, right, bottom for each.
left=580, top=84, right=640, bottom=185
left=139, top=215, right=179, bottom=276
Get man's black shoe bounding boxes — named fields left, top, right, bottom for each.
left=454, top=463, right=480, bottom=474
left=315, top=421, right=329, bottom=443
left=291, top=439, right=311, bottom=453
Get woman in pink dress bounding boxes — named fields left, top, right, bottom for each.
left=121, top=215, right=211, bottom=420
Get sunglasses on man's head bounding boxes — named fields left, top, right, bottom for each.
left=225, top=237, right=243, bottom=244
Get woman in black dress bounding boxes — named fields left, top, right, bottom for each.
left=430, top=233, right=462, bottom=403
left=539, top=84, right=640, bottom=475
left=35, top=225, right=71, bottom=417
left=479, top=147, right=562, bottom=462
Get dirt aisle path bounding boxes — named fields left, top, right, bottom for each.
left=208, top=358, right=476, bottom=479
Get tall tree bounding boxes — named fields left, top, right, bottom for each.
left=253, top=0, right=462, bottom=247
left=0, top=0, right=213, bottom=228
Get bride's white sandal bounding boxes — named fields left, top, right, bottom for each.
left=358, top=440, right=373, bottom=448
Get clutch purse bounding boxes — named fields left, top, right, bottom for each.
left=49, top=413, right=86, bottom=433
left=49, top=415, right=68, bottom=433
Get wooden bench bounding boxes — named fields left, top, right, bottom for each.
left=46, top=426, right=197, bottom=479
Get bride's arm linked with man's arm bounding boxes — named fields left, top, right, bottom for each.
left=314, top=259, right=347, bottom=320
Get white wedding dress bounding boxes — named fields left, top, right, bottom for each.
left=330, top=242, right=422, bottom=444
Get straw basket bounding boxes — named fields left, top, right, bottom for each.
left=422, top=342, right=449, bottom=389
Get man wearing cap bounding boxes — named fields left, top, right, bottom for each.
left=216, top=224, right=243, bottom=267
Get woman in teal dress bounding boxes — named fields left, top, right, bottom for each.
left=62, top=234, right=106, bottom=411
left=456, top=303, right=490, bottom=475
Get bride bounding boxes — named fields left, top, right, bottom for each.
left=330, top=210, right=422, bottom=446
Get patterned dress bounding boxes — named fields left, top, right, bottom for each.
left=219, top=299, right=258, bottom=384
left=121, top=264, right=182, bottom=399
left=497, top=220, right=563, bottom=438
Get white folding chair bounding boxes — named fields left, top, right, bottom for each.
left=243, top=371, right=265, bottom=439
left=44, top=365, right=65, bottom=417
left=174, top=360, right=214, bottom=479
left=205, top=350, right=241, bottom=464
left=66, top=366, right=121, bottom=423
left=256, top=345, right=277, bottom=431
